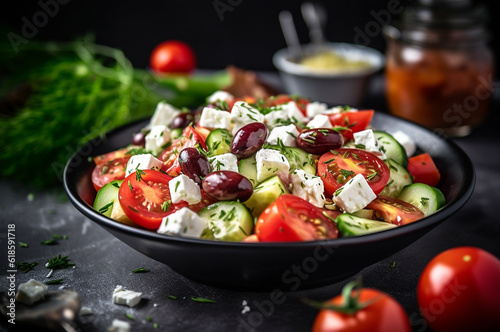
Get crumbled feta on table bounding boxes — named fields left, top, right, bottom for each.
left=112, top=285, right=142, bottom=307
left=15, top=279, right=48, bottom=305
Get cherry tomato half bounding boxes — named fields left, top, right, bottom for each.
left=407, top=153, right=441, bottom=187
left=118, top=170, right=178, bottom=229
left=417, top=247, right=500, bottom=332
left=327, top=110, right=374, bottom=140
left=255, top=195, right=338, bottom=242
left=159, top=126, right=206, bottom=176
left=93, top=147, right=133, bottom=166
left=150, top=40, right=196, bottom=74
left=118, top=169, right=214, bottom=229
left=91, top=157, right=129, bottom=192
left=317, top=148, right=390, bottom=198
left=367, top=196, right=425, bottom=226
left=312, top=285, right=411, bottom=332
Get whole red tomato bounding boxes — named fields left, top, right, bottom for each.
left=150, top=40, right=196, bottom=74
left=311, top=281, right=411, bottom=332
left=417, top=246, right=500, bottom=332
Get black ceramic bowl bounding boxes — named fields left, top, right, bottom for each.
left=63, top=112, right=474, bottom=290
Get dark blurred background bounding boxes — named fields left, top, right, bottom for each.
left=1, top=0, right=498, bottom=77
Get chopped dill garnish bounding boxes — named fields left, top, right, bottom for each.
left=191, top=296, right=216, bottom=303
left=45, top=279, right=64, bottom=285
left=16, top=261, right=38, bottom=273
left=46, top=254, right=75, bottom=270
left=98, top=202, right=113, bottom=214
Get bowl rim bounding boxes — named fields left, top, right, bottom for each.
left=272, top=42, right=385, bottom=78
left=63, top=112, right=475, bottom=250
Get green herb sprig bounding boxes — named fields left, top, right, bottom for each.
left=46, top=254, right=75, bottom=270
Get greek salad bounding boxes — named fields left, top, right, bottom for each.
left=91, top=92, right=445, bottom=242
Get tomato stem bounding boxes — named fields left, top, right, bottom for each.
left=303, top=279, right=379, bottom=315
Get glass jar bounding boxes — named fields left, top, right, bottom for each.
left=383, top=0, right=494, bottom=137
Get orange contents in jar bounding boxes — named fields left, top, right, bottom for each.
left=386, top=46, right=493, bottom=134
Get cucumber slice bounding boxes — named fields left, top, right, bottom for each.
left=206, top=128, right=232, bottom=156
left=352, top=209, right=374, bottom=219
left=380, top=159, right=412, bottom=197
left=170, top=128, right=183, bottom=140
left=336, top=213, right=397, bottom=237
left=243, top=175, right=289, bottom=218
left=373, top=131, right=408, bottom=168
left=93, top=180, right=123, bottom=217
left=398, top=183, right=446, bottom=216
left=199, top=201, right=253, bottom=241
left=238, top=155, right=258, bottom=187
left=266, top=145, right=316, bottom=175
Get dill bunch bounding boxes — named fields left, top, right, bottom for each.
left=0, top=42, right=174, bottom=186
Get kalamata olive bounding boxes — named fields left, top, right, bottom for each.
left=296, top=128, right=344, bottom=154
left=178, top=147, right=210, bottom=186
left=170, top=112, right=196, bottom=130
left=202, top=171, right=253, bottom=201
left=231, top=122, right=268, bottom=159
left=132, top=129, right=150, bottom=147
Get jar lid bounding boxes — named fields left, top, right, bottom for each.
left=401, top=0, right=488, bottom=29
left=385, top=0, right=491, bottom=46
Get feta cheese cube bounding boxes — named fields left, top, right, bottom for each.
left=125, top=154, right=163, bottom=177
left=307, top=114, right=333, bottom=129
left=145, top=125, right=171, bottom=155
left=290, top=169, right=326, bottom=207
left=353, top=129, right=386, bottom=160
left=306, top=101, right=328, bottom=118
left=199, top=107, right=232, bottom=130
left=207, top=90, right=234, bottom=104
left=208, top=153, right=239, bottom=172
left=267, top=124, right=299, bottom=147
left=149, top=102, right=180, bottom=128
left=323, top=106, right=358, bottom=114
left=264, top=108, right=289, bottom=129
left=392, top=130, right=416, bottom=157
left=286, top=101, right=307, bottom=124
left=112, top=285, right=142, bottom=307
left=157, top=207, right=207, bottom=238
left=333, top=173, right=376, bottom=213
left=80, top=306, right=93, bottom=316
left=169, top=174, right=201, bottom=204
left=231, top=101, right=265, bottom=134
left=255, top=149, right=290, bottom=182
left=107, top=319, right=131, bottom=332
left=16, top=279, right=48, bottom=305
